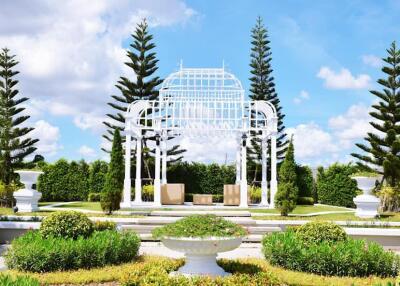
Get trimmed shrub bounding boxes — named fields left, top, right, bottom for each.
left=296, top=196, right=314, bottom=205
left=0, top=274, right=39, bottom=286
left=5, top=230, right=140, bottom=272
left=249, top=186, right=261, bottom=204
left=38, top=159, right=90, bottom=201
left=40, top=211, right=94, bottom=239
left=89, top=160, right=108, bottom=194
left=152, top=215, right=247, bottom=239
left=295, top=221, right=347, bottom=245
left=275, top=139, right=298, bottom=216
left=93, top=220, right=117, bottom=231
left=262, top=231, right=400, bottom=277
left=101, top=129, right=123, bottom=214
left=296, top=165, right=313, bottom=198
left=88, top=192, right=101, bottom=202
left=142, top=184, right=154, bottom=201
left=0, top=182, right=16, bottom=207
left=317, top=163, right=358, bottom=207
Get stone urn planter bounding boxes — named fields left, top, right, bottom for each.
left=152, top=215, right=246, bottom=277
left=351, top=175, right=381, bottom=218
left=13, top=170, right=43, bottom=212
left=162, top=236, right=242, bottom=276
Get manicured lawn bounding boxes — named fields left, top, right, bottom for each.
left=254, top=212, right=400, bottom=222
left=38, top=202, right=62, bottom=206
left=6, top=256, right=395, bottom=286
left=57, top=201, right=103, bottom=211
left=251, top=204, right=353, bottom=214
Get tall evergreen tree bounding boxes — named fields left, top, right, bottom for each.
left=0, top=48, right=38, bottom=185
left=351, top=41, right=400, bottom=187
left=103, top=19, right=185, bottom=178
left=101, top=129, right=124, bottom=214
left=248, top=16, right=288, bottom=182
left=275, top=138, right=298, bottom=216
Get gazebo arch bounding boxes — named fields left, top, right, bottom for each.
left=121, top=66, right=278, bottom=209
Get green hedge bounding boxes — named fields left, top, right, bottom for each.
left=296, top=165, right=313, bottom=198
left=262, top=230, right=400, bottom=277
left=316, top=163, right=359, bottom=207
left=5, top=230, right=140, bottom=272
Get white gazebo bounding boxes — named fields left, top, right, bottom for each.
left=121, top=66, right=278, bottom=209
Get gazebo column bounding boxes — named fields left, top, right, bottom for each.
left=235, top=137, right=241, bottom=184
left=161, top=132, right=168, bottom=184
left=260, top=133, right=269, bottom=207
left=134, top=135, right=142, bottom=205
left=240, top=133, right=248, bottom=208
left=269, top=132, right=278, bottom=209
left=121, top=126, right=132, bottom=208
left=154, top=133, right=162, bottom=207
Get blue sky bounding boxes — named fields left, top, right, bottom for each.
left=0, top=0, right=399, bottom=166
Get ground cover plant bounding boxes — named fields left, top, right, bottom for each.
left=6, top=256, right=397, bottom=286
left=152, top=214, right=247, bottom=239
left=0, top=274, right=40, bottom=286
left=262, top=222, right=400, bottom=277
left=5, top=211, right=140, bottom=272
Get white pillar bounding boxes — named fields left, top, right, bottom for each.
left=161, top=132, right=167, bottom=185
left=260, top=134, right=269, bottom=207
left=134, top=135, right=142, bottom=205
left=240, top=133, right=248, bottom=208
left=270, top=133, right=278, bottom=209
left=121, top=128, right=132, bottom=208
left=235, top=137, right=241, bottom=185
left=154, top=133, right=162, bottom=207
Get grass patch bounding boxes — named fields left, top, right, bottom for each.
left=251, top=205, right=352, bottom=214
left=254, top=212, right=400, bottom=222
left=56, top=201, right=103, bottom=211
left=6, top=256, right=396, bottom=286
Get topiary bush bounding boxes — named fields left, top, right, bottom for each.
left=262, top=230, right=400, bottom=277
left=295, top=221, right=347, bottom=245
left=316, top=163, right=358, bottom=207
left=93, top=220, right=117, bottom=231
left=152, top=215, right=247, bottom=239
left=88, top=192, right=101, bottom=202
left=6, top=230, right=140, bottom=272
left=40, top=211, right=94, bottom=239
left=0, top=274, right=40, bottom=286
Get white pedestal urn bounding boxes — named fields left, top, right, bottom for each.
left=161, top=237, right=242, bottom=277
left=13, top=170, right=43, bottom=212
left=352, top=176, right=381, bottom=218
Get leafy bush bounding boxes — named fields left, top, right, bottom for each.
left=93, top=220, right=116, bottom=231
left=0, top=182, right=16, bottom=207
left=380, top=186, right=400, bottom=212
left=0, top=274, right=40, bottom=286
left=5, top=230, right=140, bottom=272
left=88, top=192, right=101, bottom=202
left=40, top=211, right=94, bottom=239
left=38, top=159, right=90, bottom=201
left=249, top=186, right=261, bottom=204
left=262, top=230, right=400, bottom=277
left=152, top=215, right=247, bottom=239
left=297, top=196, right=314, bottom=205
left=142, top=184, right=154, bottom=201
left=295, top=221, right=347, bottom=245
left=317, top=163, right=359, bottom=207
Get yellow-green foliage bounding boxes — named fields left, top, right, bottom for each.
left=6, top=256, right=397, bottom=286
left=295, top=221, right=347, bottom=244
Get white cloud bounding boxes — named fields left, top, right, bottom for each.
left=78, top=145, right=96, bottom=158
left=0, top=0, right=197, bottom=134
left=317, top=67, right=371, bottom=89
left=293, top=90, right=310, bottom=104
left=362, top=54, right=382, bottom=68
left=29, top=120, right=62, bottom=157
left=286, top=123, right=338, bottom=161
left=329, top=103, right=374, bottom=148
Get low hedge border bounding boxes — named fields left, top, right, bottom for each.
left=6, top=256, right=396, bottom=286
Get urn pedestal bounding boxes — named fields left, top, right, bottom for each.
left=352, top=176, right=380, bottom=218
left=161, top=237, right=242, bottom=277
left=13, top=170, right=43, bottom=212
